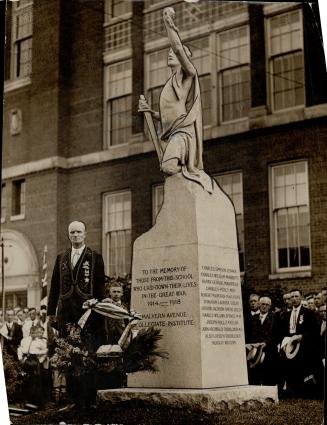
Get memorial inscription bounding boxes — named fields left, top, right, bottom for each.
left=134, top=265, right=197, bottom=330
left=200, top=265, right=243, bottom=346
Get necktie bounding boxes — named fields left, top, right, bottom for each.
left=290, top=308, right=297, bottom=333
left=321, top=321, right=326, bottom=336
left=72, top=251, right=79, bottom=268
left=260, top=315, right=264, bottom=324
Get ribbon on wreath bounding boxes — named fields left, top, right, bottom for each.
left=78, top=298, right=142, bottom=329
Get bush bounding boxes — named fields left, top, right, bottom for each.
left=2, top=349, right=23, bottom=402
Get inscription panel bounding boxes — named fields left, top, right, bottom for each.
left=133, top=265, right=197, bottom=329
left=200, top=265, right=243, bottom=346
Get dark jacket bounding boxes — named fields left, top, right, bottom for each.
left=249, top=312, right=275, bottom=348
left=48, top=246, right=105, bottom=346
left=3, top=322, right=23, bottom=358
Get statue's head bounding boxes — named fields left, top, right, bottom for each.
left=168, top=45, right=192, bottom=67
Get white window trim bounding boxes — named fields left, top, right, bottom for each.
left=268, top=160, right=311, bottom=275
left=102, top=189, right=132, bottom=277
left=104, top=0, right=132, bottom=25
left=10, top=213, right=25, bottom=222
left=263, top=3, right=300, bottom=17
left=4, top=76, right=31, bottom=92
left=103, top=59, right=132, bottom=149
left=213, top=171, right=245, bottom=272
left=216, top=25, right=251, bottom=125
left=265, top=6, right=305, bottom=114
left=9, top=1, right=33, bottom=82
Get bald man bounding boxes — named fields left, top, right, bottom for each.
left=48, top=221, right=106, bottom=349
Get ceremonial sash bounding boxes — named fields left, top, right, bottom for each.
left=59, top=247, right=95, bottom=300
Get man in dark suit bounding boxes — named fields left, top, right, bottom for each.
left=247, top=296, right=278, bottom=385
left=48, top=220, right=106, bottom=351
left=279, top=288, right=320, bottom=397
left=244, top=293, right=260, bottom=343
left=0, top=309, right=23, bottom=359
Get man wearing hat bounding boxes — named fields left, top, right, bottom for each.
left=279, top=289, right=320, bottom=397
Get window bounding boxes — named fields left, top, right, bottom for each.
left=270, top=161, right=310, bottom=272
left=103, top=191, right=132, bottom=277
left=189, top=37, right=211, bottom=126
left=217, top=26, right=251, bottom=123
left=105, top=60, right=132, bottom=147
left=10, top=1, right=33, bottom=80
left=1, top=184, right=6, bottom=222
left=147, top=49, right=170, bottom=114
left=11, top=179, right=26, bottom=218
left=0, top=292, right=28, bottom=309
left=268, top=9, right=305, bottom=111
left=215, top=172, right=245, bottom=272
left=152, top=183, right=164, bottom=224
left=105, top=0, right=132, bottom=21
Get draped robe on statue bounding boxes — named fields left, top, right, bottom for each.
left=159, top=69, right=213, bottom=193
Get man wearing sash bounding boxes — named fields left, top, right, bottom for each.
left=48, top=221, right=106, bottom=351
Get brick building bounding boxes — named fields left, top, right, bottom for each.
left=1, top=0, right=327, bottom=308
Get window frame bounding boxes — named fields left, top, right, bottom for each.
left=10, top=179, right=26, bottom=221
left=269, top=160, right=311, bottom=274
left=216, top=25, right=251, bottom=125
left=266, top=7, right=305, bottom=113
left=104, top=0, right=132, bottom=24
left=213, top=171, right=245, bottom=272
left=104, top=59, right=132, bottom=149
left=102, top=189, right=132, bottom=277
left=152, top=183, right=164, bottom=225
left=10, top=0, right=33, bottom=82
left=1, top=183, right=6, bottom=223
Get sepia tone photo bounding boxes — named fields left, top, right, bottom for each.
left=0, top=0, right=326, bottom=424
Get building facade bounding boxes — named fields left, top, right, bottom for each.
left=1, top=0, right=327, bottom=308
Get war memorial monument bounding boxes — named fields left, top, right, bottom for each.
left=98, top=7, right=278, bottom=411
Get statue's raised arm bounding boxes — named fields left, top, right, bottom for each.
left=138, top=6, right=213, bottom=193
left=163, top=8, right=196, bottom=77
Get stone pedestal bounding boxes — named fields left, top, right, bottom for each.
left=98, top=386, right=278, bottom=413
left=128, top=174, right=248, bottom=389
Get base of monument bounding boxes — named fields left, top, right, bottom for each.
left=97, top=385, right=278, bottom=413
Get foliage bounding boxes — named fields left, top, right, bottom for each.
left=122, top=326, right=168, bottom=374
left=2, top=349, right=23, bottom=401
left=50, top=324, right=96, bottom=377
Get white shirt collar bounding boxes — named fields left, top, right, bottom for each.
left=72, top=245, right=85, bottom=254
left=251, top=310, right=260, bottom=316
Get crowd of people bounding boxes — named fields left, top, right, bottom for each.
left=0, top=284, right=325, bottom=408
left=0, top=304, right=57, bottom=408
left=0, top=280, right=128, bottom=409
left=244, top=287, right=326, bottom=399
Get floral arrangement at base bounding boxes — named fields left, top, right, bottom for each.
left=50, top=324, right=96, bottom=377
left=122, top=326, right=168, bottom=374
left=50, top=323, right=168, bottom=379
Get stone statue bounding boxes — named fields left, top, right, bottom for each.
left=139, top=7, right=213, bottom=193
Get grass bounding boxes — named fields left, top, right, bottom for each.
left=11, top=398, right=324, bottom=425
